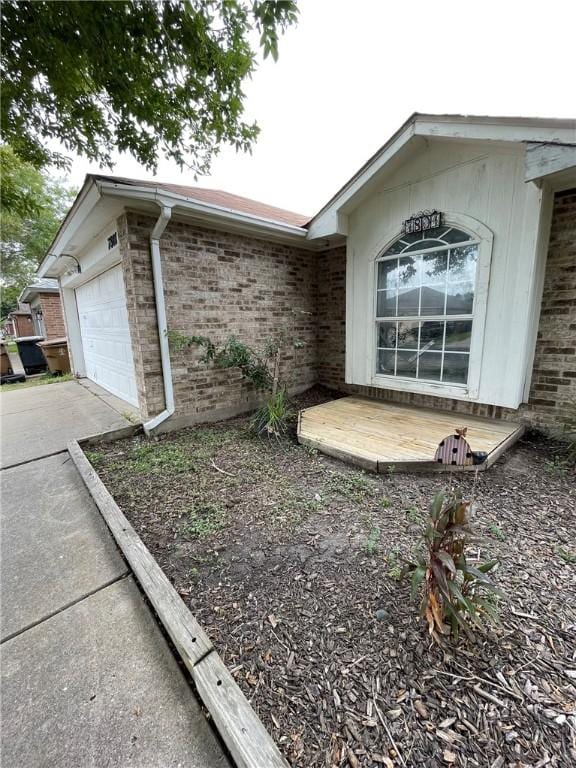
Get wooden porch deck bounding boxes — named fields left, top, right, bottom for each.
left=297, top=396, right=524, bottom=472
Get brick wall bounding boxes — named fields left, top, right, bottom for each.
left=522, top=188, right=576, bottom=428
left=118, top=190, right=574, bottom=429
left=119, top=212, right=318, bottom=423
left=13, top=314, right=34, bottom=337
left=316, top=189, right=576, bottom=430
left=39, top=293, right=66, bottom=339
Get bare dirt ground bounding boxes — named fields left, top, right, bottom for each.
left=89, top=388, right=576, bottom=768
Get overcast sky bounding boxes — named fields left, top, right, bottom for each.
left=64, top=0, right=576, bottom=217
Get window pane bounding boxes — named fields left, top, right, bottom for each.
left=377, top=289, right=397, bottom=317
left=422, top=252, right=447, bottom=285
left=398, top=288, right=420, bottom=316
left=445, top=321, right=472, bottom=351
left=443, top=353, right=469, bottom=384
left=377, top=349, right=395, bottom=375
left=381, top=240, right=407, bottom=257
left=420, top=286, right=445, bottom=315
left=378, top=259, right=399, bottom=290
left=397, top=256, right=420, bottom=289
left=378, top=322, right=397, bottom=348
left=420, top=321, right=444, bottom=352
left=404, top=239, right=445, bottom=252
left=396, top=350, right=418, bottom=378
left=446, top=282, right=474, bottom=314
left=443, top=228, right=473, bottom=244
left=397, top=231, right=429, bottom=246
left=418, top=351, right=442, bottom=381
left=449, top=245, right=478, bottom=282
left=397, top=321, right=419, bottom=349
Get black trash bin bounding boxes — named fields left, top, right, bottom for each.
left=15, top=336, right=47, bottom=375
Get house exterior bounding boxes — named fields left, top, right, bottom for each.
left=18, top=278, right=66, bottom=340
left=37, top=114, right=576, bottom=433
left=6, top=306, right=35, bottom=338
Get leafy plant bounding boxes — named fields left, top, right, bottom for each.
left=489, top=523, right=506, bottom=542
left=365, top=525, right=381, bottom=556
left=403, top=489, right=502, bottom=643
left=406, top=505, right=423, bottom=524
left=250, top=389, right=293, bottom=437
left=544, top=457, right=570, bottom=477
left=386, top=546, right=402, bottom=581
left=184, top=502, right=227, bottom=538
left=167, top=321, right=309, bottom=438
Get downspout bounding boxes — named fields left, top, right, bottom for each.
left=143, top=204, right=174, bottom=435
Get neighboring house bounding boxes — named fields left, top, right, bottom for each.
left=18, top=278, right=66, bottom=339
left=37, top=114, right=576, bottom=433
left=7, top=305, right=35, bottom=337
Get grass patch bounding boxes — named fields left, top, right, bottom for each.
left=555, top=546, right=576, bottom=564
left=364, top=525, right=381, bottom=555
left=405, top=505, right=423, bottom=524
left=85, top=450, right=105, bottom=468
left=325, top=470, right=375, bottom=503
left=544, top=457, right=570, bottom=477
left=125, top=443, right=195, bottom=474
left=268, top=491, right=320, bottom=529
left=1, top=372, right=74, bottom=392
left=183, top=502, right=227, bottom=538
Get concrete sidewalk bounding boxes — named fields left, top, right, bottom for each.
left=0, top=381, right=228, bottom=767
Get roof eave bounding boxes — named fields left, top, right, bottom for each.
left=94, top=179, right=312, bottom=244
left=306, top=113, right=576, bottom=240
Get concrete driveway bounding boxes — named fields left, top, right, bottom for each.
left=0, top=380, right=228, bottom=767
left=0, top=380, right=129, bottom=468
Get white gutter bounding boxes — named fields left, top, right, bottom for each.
left=143, top=204, right=174, bottom=435
left=95, top=180, right=309, bottom=241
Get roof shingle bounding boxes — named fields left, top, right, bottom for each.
left=93, top=175, right=309, bottom=228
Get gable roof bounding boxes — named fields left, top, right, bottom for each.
left=92, top=175, right=309, bottom=228
left=307, top=112, right=576, bottom=238
left=19, top=278, right=60, bottom=304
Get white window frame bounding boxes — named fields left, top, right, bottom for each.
left=370, top=213, right=494, bottom=400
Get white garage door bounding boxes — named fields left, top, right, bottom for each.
left=76, top=265, right=138, bottom=406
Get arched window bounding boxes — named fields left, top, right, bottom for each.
left=375, top=227, right=479, bottom=386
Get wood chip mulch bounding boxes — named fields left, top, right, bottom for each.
left=91, top=389, right=576, bottom=768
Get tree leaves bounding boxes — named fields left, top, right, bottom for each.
left=1, top=0, right=299, bottom=171
left=0, top=145, right=75, bottom=317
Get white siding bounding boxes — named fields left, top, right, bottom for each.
left=345, top=140, right=550, bottom=409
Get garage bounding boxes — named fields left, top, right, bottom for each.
left=75, top=265, right=138, bottom=407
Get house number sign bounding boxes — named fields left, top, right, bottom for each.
left=401, top=210, right=442, bottom=235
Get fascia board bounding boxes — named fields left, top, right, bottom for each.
left=307, top=122, right=416, bottom=240
left=18, top=286, right=59, bottom=303
left=525, top=142, right=576, bottom=183
left=414, top=116, right=576, bottom=144
left=37, top=181, right=102, bottom=277
left=95, top=180, right=310, bottom=244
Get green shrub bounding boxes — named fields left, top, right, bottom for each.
left=403, top=489, right=502, bottom=643
left=250, top=390, right=293, bottom=437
